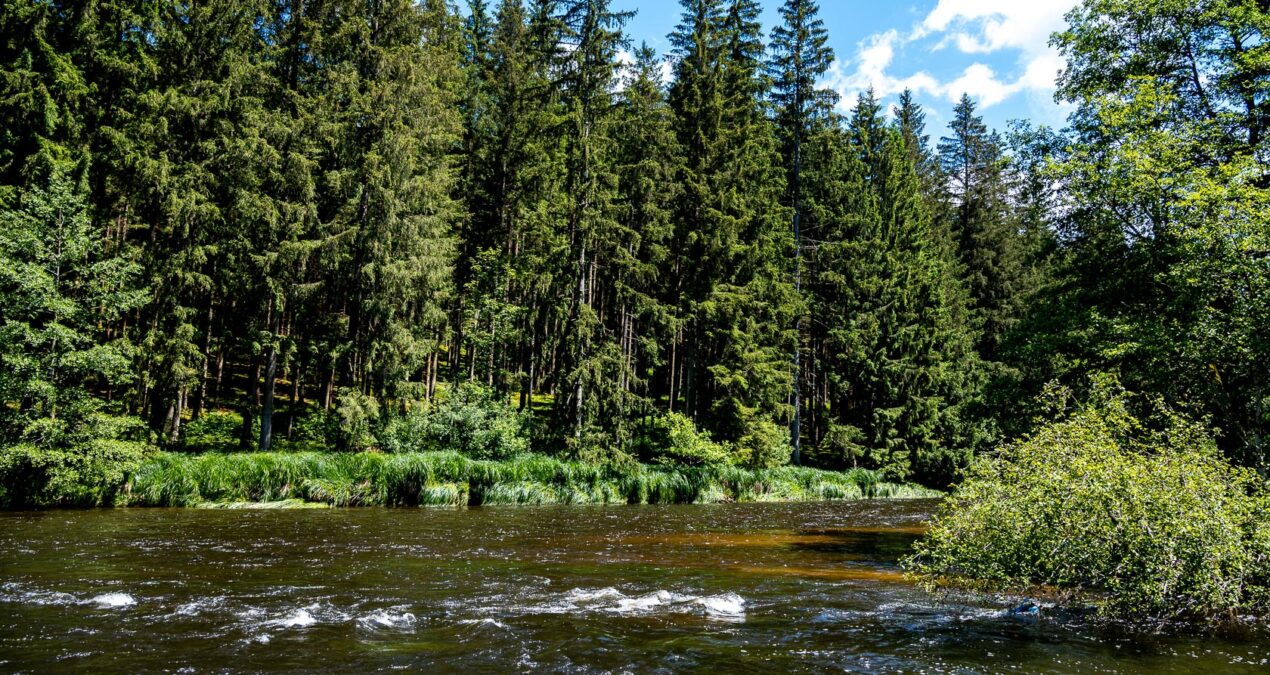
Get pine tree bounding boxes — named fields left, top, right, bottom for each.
left=805, top=99, right=981, bottom=484
left=938, top=94, right=1030, bottom=362
left=767, top=0, right=836, bottom=464
left=667, top=0, right=795, bottom=467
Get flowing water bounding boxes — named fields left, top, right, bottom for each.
left=1, top=501, right=1267, bottom=673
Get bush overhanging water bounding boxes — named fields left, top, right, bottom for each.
left=905, top=382, right=1270, bottom=625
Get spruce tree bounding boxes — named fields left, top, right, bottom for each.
left=612, top=44, right=680, bottom=457
left=767, top=0, right=836, bottom=464
left=668, top=0, right=795, bottom=467
left=0, top=169, right=148, bottom=506
left=938, top=94, right=1030, bottom=362
left=308, top=0, right=462, bottom=406
left=0, top=169, right=146, bottom=447
left=550, top=0, right=632, bottom=457
left=893, top=89, right=943, bottom=210
left=122, top=0, right=278, bottom=444
left=805, top=98, right=981, bottom=484
left=457, top=0, right=569, bottom=406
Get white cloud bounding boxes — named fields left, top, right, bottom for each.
left=825, top=0, right=1079, bottom=114
left=941, top=63, right=1017, bottom=107
left=918, top=0, right=1074, bottom=56
left=823, top=31, right=941, bottom=103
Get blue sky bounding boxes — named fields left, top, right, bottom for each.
left=607, top=0, right=1081, bottom=134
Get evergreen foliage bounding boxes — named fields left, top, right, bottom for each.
left=767, top=0, right=836, bottom=466
left=0, top=0, right=1266, bottom=506
left=0, top=170, right=148, bottom=507
left=803, top=104, right=982, bottom=484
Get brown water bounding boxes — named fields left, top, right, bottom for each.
left=1, top=501, right=1267, bottom=673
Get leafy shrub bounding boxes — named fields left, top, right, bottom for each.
left=0, top=415, right=149, bottom=508
left=732, top=416, right=791, bottom=469
left=287, top=408, right=338, bottom=450
left=638, top=412, right=732, bottom=467
left=906, top=380, right=1270, bottom=625
left=180, top=411, right=243, bottom=452
left=335, top=390, right=380, bottom=452
left=805, top=421, right=868, bottom=469
left=381, top=384, right=528, bottom=460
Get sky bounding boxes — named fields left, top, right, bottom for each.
left=607, top=0, right=1082, bottom=134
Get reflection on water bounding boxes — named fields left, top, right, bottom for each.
left=0, top=501, right=1266, bottom=673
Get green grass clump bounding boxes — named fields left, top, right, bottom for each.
left=418, top=483, right=467, bottom=506
left=126, top=451, right=934, bottom=508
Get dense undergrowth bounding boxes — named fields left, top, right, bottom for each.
left=0, top=383, right=942, bottom=509
left=125, top=451, right=937, bottom=507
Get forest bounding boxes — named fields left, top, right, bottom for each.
left=0, top=0, right=1266, bottom=508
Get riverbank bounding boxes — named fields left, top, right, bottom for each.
left=124, top=451, right=939, bottom=508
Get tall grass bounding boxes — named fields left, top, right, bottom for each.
left=126, top=451, right=939, bottom=508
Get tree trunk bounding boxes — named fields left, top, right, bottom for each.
left=259, top=297, right=280, bottom=452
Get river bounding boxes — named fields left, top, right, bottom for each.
left=1, top=501, right=1267, bottom=673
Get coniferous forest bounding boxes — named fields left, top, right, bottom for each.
left=0, top=0, right=1267, bottom=509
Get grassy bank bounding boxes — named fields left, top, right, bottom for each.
left=126, top=451, right=939, bottom=508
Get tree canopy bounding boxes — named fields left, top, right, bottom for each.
left=1, top=0, right=1266, bottom=502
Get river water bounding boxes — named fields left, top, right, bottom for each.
left=1, top=500, right=1267, bottom=673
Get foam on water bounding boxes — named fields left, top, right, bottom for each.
left=265, top=607, right=317, bottom=629
left=696, top=593, right=746, bottom=620
left=536, top=588, right=747, bottom=622
left=90, top=593, right=136, bottom=608
left=0, top=582, right=78, bottom=607
left=173, top=596, right=228, bottom=617
left=458, top=617, right=510, bottom=629
left=614, top=590, right=693, bottom=613
left=257, top=601, right=350, bottom=631
left=357, top=608, right=418, bottom=631
left=564, top=587, right=625, bottom=604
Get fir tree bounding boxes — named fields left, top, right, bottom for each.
left=767, top=0, right=836, bottom=464
left=668, top=0, right=795, bottom=467
left=938, top=94, right=1030, bottom=362
left=612, top=44, right=680, bottom=457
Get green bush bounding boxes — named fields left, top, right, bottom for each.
left=0, top=414, right=150, bottom=508
left=905, top=380, right=1270, bottom=625
left=381, top=384, right=528, bottom=459
left=732, top=416, right=791, bottom=469
left=335, top=390, right=380, bottom=451
left=291, top=408, right=337, bottom=446
left=180, top=411, right=244, bottom=452
left=639, top=412, right=732, bottom=467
